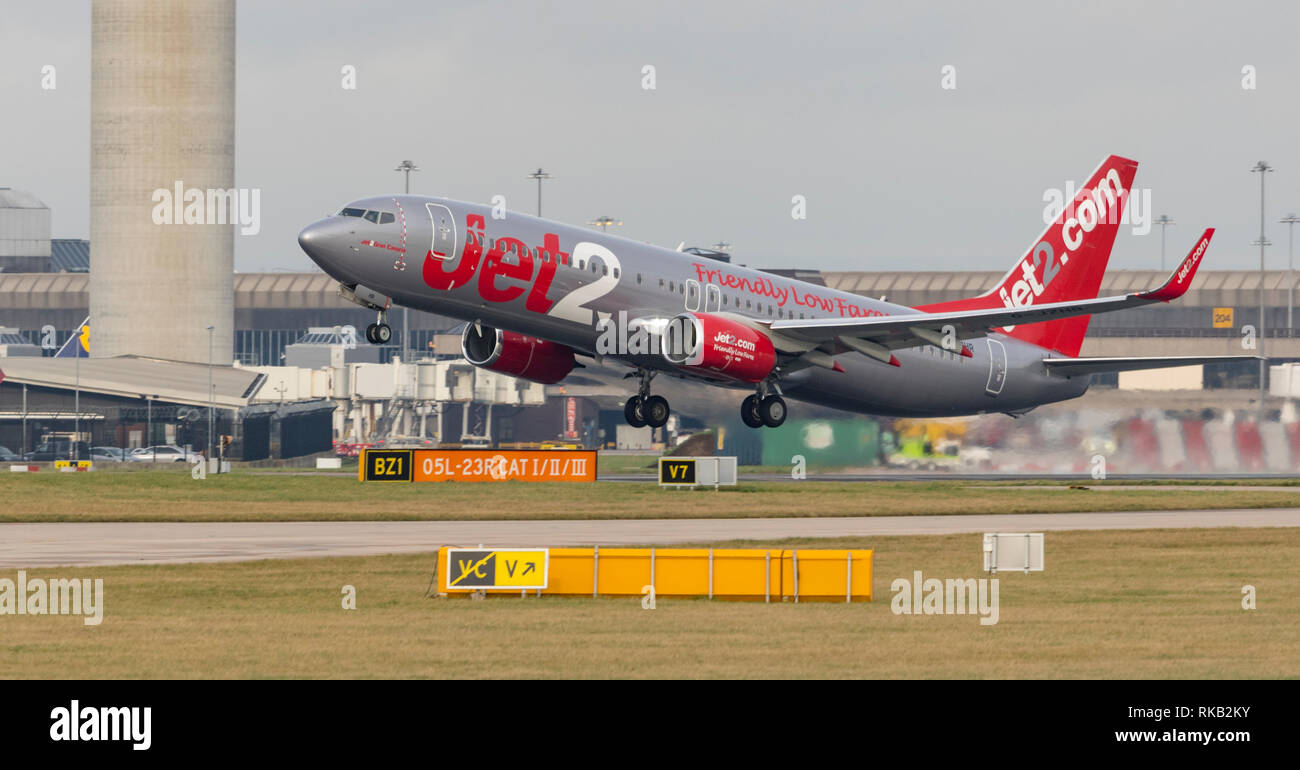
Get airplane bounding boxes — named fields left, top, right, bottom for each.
left=297, top=154, right=1254, bottom=429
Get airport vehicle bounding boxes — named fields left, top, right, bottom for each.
left=24, top=440, right=90, bottom=462
left=127, top=445, right=198, bottom=463
left=0, top=445, right=19, bottom=461
left=298, top=155, right=1250, bottom=428
left=90, top=446, right=128, bottom=462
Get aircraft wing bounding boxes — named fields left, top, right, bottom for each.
left=1041, top=355, right=1261, bottom=377
left=766, top=229, right=1214, bottom=363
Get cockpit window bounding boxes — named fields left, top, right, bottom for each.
left=363, top=210, right=380, bottom=224
left=340, top=207, right=366, bottom=218
left=379, top=212, right=395, bottom=224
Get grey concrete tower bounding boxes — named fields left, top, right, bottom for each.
left=90, top=0, right=235, bottom=363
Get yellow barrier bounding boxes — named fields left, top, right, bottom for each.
left=436, top=547, right=872, bottom=602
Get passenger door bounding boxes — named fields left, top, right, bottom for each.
left=985, top=338, right=1007, bottom=396
left=425, top=204, right=458, bottom=262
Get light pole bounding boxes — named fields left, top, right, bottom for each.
left=394, top=159, right=419, bottom=194
left=73, top=323, right=81, bottom=462
left=395, top=160, right=419, bottom=361
left=207, top=325, right=214, bottom=467
left=1155, top=215, right=1175, bottom=271
left=1280, top=213, right=1299, bottom=333
left=1251, top=161, right=1272, bottom=402
left=527, top=168, right=552, bottom=217
left=589, top=216, right=622, bottom=232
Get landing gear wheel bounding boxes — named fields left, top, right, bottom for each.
left=741, top=394, right=764, bottom=428
left=364, top=323, right=377, bottom=344
left=643, top=395, right=670, bottom=429
left=624, top=396, right=647, bottom=428
left=371, top=323, right=392, bottom=344
left=759, top=395, right=787, bottom=428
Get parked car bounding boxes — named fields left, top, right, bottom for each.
left=0, top=445, right=20, bottom=461
left=23, top=440, right=91, bottom=462
left=127, top=445, right=199, bottom=463
left=90, top=446, right=128, bottom=462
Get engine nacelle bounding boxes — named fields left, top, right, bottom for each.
left=461, top=324, right=575, bottom=385
left=662, top=312, right=777, bottom=384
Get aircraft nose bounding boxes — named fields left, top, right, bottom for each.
left=298, top=218, right=351, bottom=275
left=297, top=218, right=331, bottom=254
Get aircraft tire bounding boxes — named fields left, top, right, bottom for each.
left=759, top=395, right=787, bottom=428
left=624, top=396, right=647, bottom=428
left=741, top=395, right=764, bottom=428
left=644, top=395, right=670, bottom=428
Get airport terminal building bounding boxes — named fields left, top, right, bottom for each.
left=3, top=185, right=1299, bottom=456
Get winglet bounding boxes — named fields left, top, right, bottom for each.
left=1138, top=228, right=1214, bottom=302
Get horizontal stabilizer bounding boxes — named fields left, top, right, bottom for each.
left=1042, top=355, right=1260, bottom=378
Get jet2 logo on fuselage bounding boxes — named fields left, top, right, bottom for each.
left=421, top=211, right=622, bottom=326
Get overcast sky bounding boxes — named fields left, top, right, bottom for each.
left=4, top=1, right=1300, bottom=274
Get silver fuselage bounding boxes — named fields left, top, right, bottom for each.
left=298, top=196, right=1088, bottom=417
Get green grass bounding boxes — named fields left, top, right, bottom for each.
left=2, top=527, right=1294, bottom=678
left=3, top=472, right=1300, bottom=523
left=594, top=453, right=659, bottom=475
left=7, top=473, right=1300, bottom=525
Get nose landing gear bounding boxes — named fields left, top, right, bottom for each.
left=365, top=310, right=392, bottom=345
left=623, top=369, right=671, bottom=429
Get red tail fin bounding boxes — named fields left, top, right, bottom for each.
left=917, top=155, right=1139, bottom=357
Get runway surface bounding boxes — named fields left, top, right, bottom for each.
left=3, top=508, right=1299, bottom=567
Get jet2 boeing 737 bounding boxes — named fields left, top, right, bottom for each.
left=298, top=155, right=1251, bottom=429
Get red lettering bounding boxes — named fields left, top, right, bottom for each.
left=478, top=236, right=533, bottom=303
left=423, top=214, right=484, bottom=291
left=526, top=234, right=563, bottom=313
left=539, top=232, right=569, bottom=267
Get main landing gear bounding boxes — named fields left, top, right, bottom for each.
left=623, top=369, right=670, bottom=429
left=365, top=310, right=392, bottom=345
left=741, top=383, right=787, bottom=429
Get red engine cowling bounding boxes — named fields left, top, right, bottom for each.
left=461, top=324, right=575, bottom=384
left=662, top=312, right=776, bottom=383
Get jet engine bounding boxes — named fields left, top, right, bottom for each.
left=461, top=324, right=575, bottom=385
left=662, top=312, right=777, bottom=383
